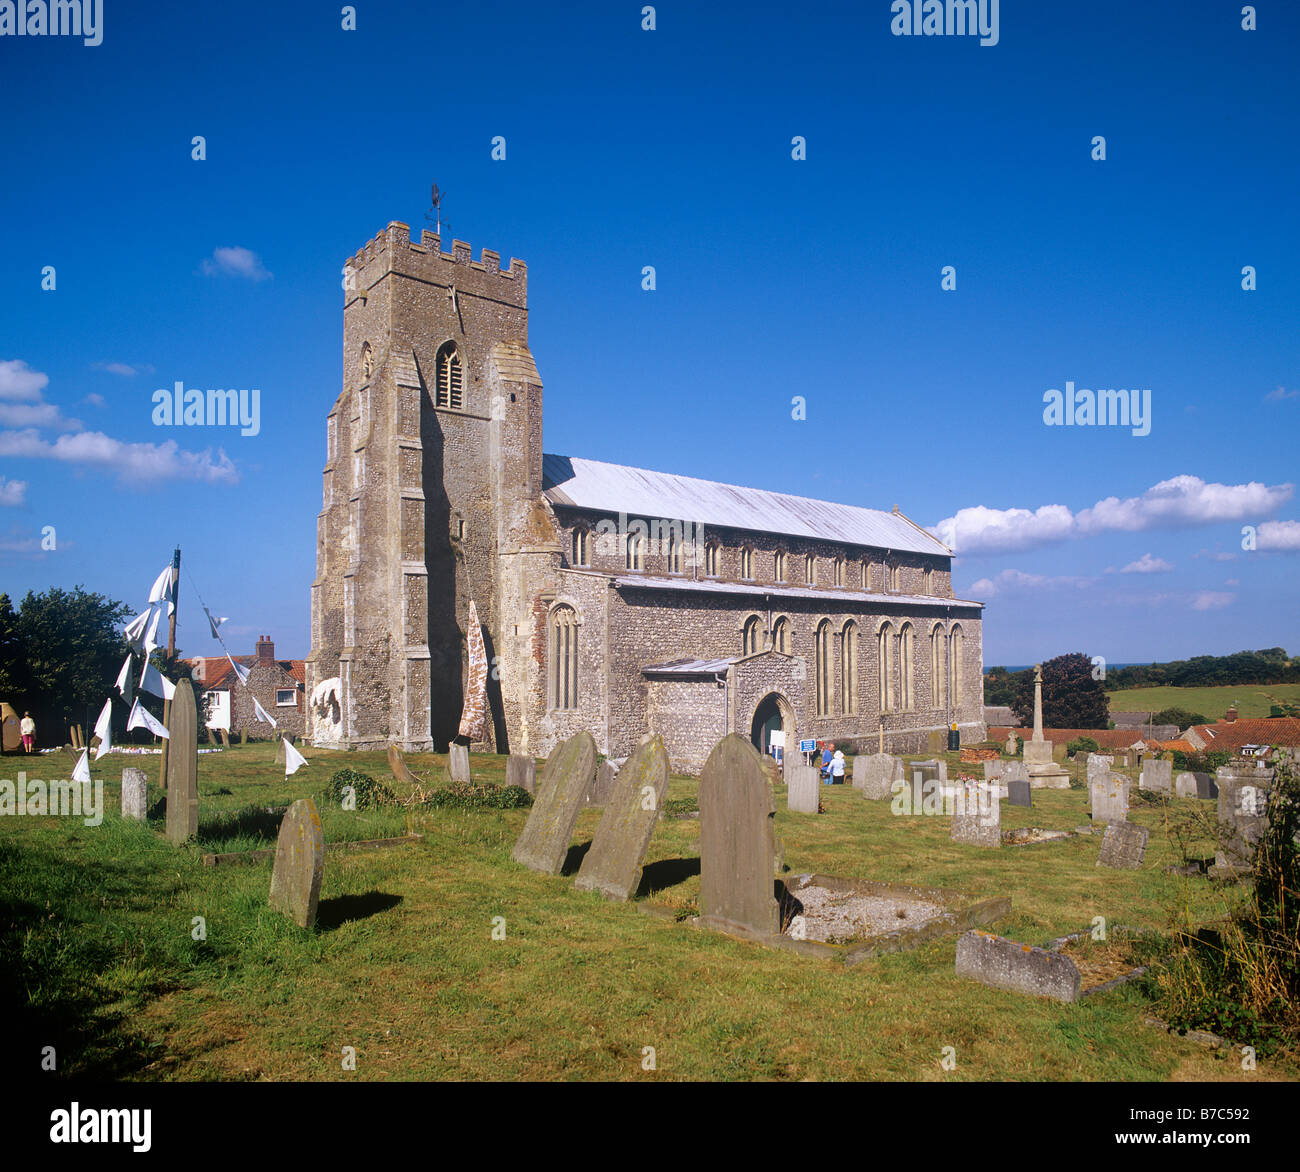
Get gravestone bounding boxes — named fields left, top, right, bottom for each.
left=121, top=767, right=148, bottom=821
left=786, top=763, right=819, bottom=813
left=955, top=930, right=1081, bottom=1003
left=699, top=734, right=779, bottom=940
left=388, top=744, right=419, bottom=786
left=983, top=759, right=1006, bottom=781
left=926, top=729, right=945, bottom=755
left=1007, top=779, right=1032, bottom=808
left=855, top=753, right=902, bottom=800
left=1097, top=820, right=1149, bottom=870
left=274, top=735, right=285, bottom=765
left=1003, top=761, right=1029, bottom=784
left=950, top=780, right=1001, bottom=848
left=1139, top=759, right=1172, bottom=794
left=575, top=735, right=670, bottom=900
left=1215, top=767, right=1272, bottom=873
left=510, top=731, right=597, bottom=874
left=1195, top=771, right=1218, bottom=801
left=914, top=759, right=942, bottom=784
left=1086, top=753, right=1113, bottom=781
left=448, top=742, right=471, bottom=784
left=586, top=759, right=618, bottom=807
left=268, top=797, right=325, bottom=928
left=1175, top=771, right=1217, bottom=800
left=165, top=679, right=199, bottom=844
left=1089, top=773, right=1130, bottom=826
left=506, top=754, right=536, bottom=795
left=1004, top=732, right=1019, bottom=755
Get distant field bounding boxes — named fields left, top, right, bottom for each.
left=1105, top=683, right=1300, bottom=720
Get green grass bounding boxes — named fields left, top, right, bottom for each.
left=1105, top=683, right=1300, bottom=721
left=1, top=742, right=1295, bottom=1081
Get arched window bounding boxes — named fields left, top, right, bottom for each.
left=740, top=547, right=753, bottom=579
left=573, top=528, right=589, bottom=566
left=841, top=620, right=858, bottom=715
left=878, top=623, right=894, bottom=712
left=742, top=615, right=762, bottom=657
left=861, top=559, right=870, bottom=588
left=550, top=606, right=579, bottom=710
left=833, top=558, right=844, bottom=587
left=667, top=530, right=681, bottom=573
left=360, top=342, right=373, bottom=383
left=899, top=623, right=914, bottom=710
left=805, top=555, right=816, bottom=585
left=705, top=542, right=719, bottom=576
left=949, top=624, right=963, bottom=708
left=626, top=531, right=643, bottom=571
left=435, top=342, right=463, bottom=410
left=931, top=624, right=946, bottom=709
left=923, top=567, right=934, bottom=595
left=815, top=620, right=832, bottom=715
left=774, top=550, right=786, bottom=582
left=771, top=616, right=790, bottom=655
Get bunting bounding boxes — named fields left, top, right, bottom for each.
left=284, top=738, right=308, bottom=777
left=127, top=699, right=169, bottom=738
left=93, top=697, right=113, bottom=761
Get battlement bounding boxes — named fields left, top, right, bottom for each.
left=345, top=221, right=527, bottom=306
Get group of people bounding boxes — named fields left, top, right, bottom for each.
left=819, top=741, right=846, bottom=784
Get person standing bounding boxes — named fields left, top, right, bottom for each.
left=831, top=748, right=846, bottom=784
left=20, top=711, right=35, bottom=754
left=820, top=742, right=833, bottom=781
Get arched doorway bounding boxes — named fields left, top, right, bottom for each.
left=750, top=692, right=793, bottom=764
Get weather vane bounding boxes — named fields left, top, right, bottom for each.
left=426, top=183, right=447, bottom=237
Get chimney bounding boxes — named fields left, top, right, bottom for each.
left=1225, top=704, right=1238, bottom=723
left=256, top=635, right=275, bottom=660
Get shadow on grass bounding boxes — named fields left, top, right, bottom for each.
left=637, top=856, right=700, bottom=896
left=561, top=840, right=593, bottom=876
left=315, top=891, right=403, bottom=932
left=196, top=805, right=285, bottom=846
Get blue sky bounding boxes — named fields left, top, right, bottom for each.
left=1, top=0, right=1297, bottom=666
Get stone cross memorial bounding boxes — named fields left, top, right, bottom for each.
left=511, top=731, right=597, bottom=874
left=165, top=679, right=199, bottom=844
left=575, top=735, right=670, bottom=901
left=268, top=797, right=326, bottom=928
left=699, top=734, right=779, bottom=940
left=121, top=767, right=148, bottom=821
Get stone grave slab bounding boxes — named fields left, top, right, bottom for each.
left=586, top=759, right=618, bottom=807
left=1139, top=759, right=1172, bottom=793
left=786, top=762, right=820, bottom=813
left=1006, top=779, right=1032, bottom=808
left=268, top=797, right=325, bottom=928
left=1175, top=771, right=1217, bottom=800
left=1086, top=753, right=1113, bottom=781
left=510, top=731, right=597, bottom=874
left=1089, top=774, right=1130, bottom=826
left=1097, top=820, right=1149, bottom=870
left=165, top=679, right=199, bottom=844
left=575, top=735, right=670, bottom=900
left=855, top=753, right=902, bottom=800
left=1215, top=768, right=1272, bottom=873
left=950, top=780, right=1001, bottom=849
left=1003, top=761, right=1029, bottom=784
left=448, top=742, right=471, bottom=784
left=388, top=744, right=419, bottom=786
left=955, top=930, right=1081, bottom=1003
left=926, top=729, right=945, bottom=755
left=506, top=754, right=536, bottom=795
left=121, top=767, right=148, bottom=821
left=983, top=759, right=1006, bottom=781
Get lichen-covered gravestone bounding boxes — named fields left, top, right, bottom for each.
left=699, top=734, right=779, bottom=941
left=1089, top=773, right=1130, bottom=826
left=511, top=731, right=597, bottom=874
left=855, top=753, right=902, bottom=800
left=950, top=780, right=1001, bottom=848
left=448, top=742, right=471, bottom=784
left=1097, top=820, right=1149, bottom=870
left=786, top=762, right=820, bottom=813
left=1215, top=767, right=1272, bottom=874
left=268, top=797, right=325, bottom=928
left=1139, top=759, right=1172, bottom=794
left=388, top=744, right=419, bottom=786
left=575, top=735, right=670, bottom=900
left=506, top=754, right=536, bottom=795
left=121, top=767, right=148, bottom=821
left=1086, top=753, right=1113, bottom=781
left=955, top=930, right=1081, bottom=1003
left=586, top=759, right=617, bottom=807
left=165, top=679, right=199, bottom=844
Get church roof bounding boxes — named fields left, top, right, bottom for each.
left=612, top=575, right=983, bottom=609
left=542, top=454, right=951, bottom=556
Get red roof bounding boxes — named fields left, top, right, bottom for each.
left=1188, top=717, right=1300, bottom=750
left=991, top=727, right=1144, bottom=750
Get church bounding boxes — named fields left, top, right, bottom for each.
left=305, top=221, right=986, bottom=773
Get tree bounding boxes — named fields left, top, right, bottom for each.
left=983, top=666, right=1029, bottom=707
left=0, top=593, right=26, bottom=700
left=1011, top=652, right=1110, bottom=730
left=1152, top=706, right=1209, bottom=729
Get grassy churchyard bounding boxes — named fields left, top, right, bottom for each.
left=2, top=742, right=1296, bottom=1082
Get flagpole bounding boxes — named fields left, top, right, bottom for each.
left=158, top=546, right=180, bottom=788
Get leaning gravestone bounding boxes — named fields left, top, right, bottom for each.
left=855, top=753, right=902, bottom=800
left=586, top=759, right=618, bottom=807
left=1097, top=820, right=1149, bottom=870
left=388, top=744, right=419, bottom=786
left=1007, top=779, right=1032, bottom=808
left=165, top=679, right=199, bottom=844
left=448, top=742, right=471, bottom=784
left=1089, top=773, right=1130, bottom=826
left=575, top=735, right=670, bottom=900
left=268, top=797, right=325, bottom=928
left=955, top=930, right=1081, bottom=1003
left=511, top=731, right=597, bottom=874
left=699, top=734, right=779, bottom=940
left=121, top=767, right=148, bottom=821
left=786, top=762, right=820, bottom=813
left=1215, top=767, right=1272, bottom=874
left=1139, top=759, right=1172, bottom=794
left=950, top=780, right=1001, bottom=848
left=506, top=754, right=536, bottom=795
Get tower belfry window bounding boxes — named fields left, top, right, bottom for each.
left=436, top=343, right=463, bottom=410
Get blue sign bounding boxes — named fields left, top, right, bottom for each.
left=799, top=739, right=816, bottom=754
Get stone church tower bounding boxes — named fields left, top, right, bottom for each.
left=306, top=222, right=555, bottom=751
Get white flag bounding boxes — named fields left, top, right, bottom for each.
left=143, top=603, right=165, bottom=656
left=72, top=748, right=91, bottom=784
left=124, top=609, right=151, bottom=652
left=115, top=654, right=135, bottom=702
left=205, top=606, right=229, bottom=640
left=139, top=659, right=176, bottom=701
left=284, top=738, right=308, bottom=777
left=252, top=696, right=277, bottom=728
left=148, top=563, right=176, bottom=615
left=226, top=654, right=249, bottom=686
left=93, top=697, right=113, bottom=761
left=127, top=699, right=170, bottom=738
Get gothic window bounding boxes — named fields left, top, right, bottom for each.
left=805, top=555, right=816, bottom=585
left=667, top=530, right=681, bottom=574
left=573, top=528, right=589, bottom=566
left=772, top=616, right=790, bottom=655
left=833, top=558, right=844, bottom=587
left=841, top=620, right=858, bottom=715
left=626, top=531, right=643, bottom=571
left=740, top=547, right=753, bottom=579
left=742, top=615, right=762, bottom=656
left=931, top=624, right=946, bottom=709
left=435, top=342, right=464, bottom=410
left=949, top=625, right=963, bottom=708
left=774, top=550, right=786, bottom=582
left=705, top=542, right=719, bottom=576
left=550, top=606, right=579, bottom=710
left=815, top=620, right=832, bottom=716
left=923, top=567, right=934, bottom=595
left=878, top=622, right=894, bottom=712
left=899, top=623, right=914, bottom=710
left=861, top=559, right=870, bottom=589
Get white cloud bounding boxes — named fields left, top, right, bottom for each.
left=1257, top=520, right=1300, bottom=551
left=1120, top=553, right=1173, bottom=574
left=80, top=392, right=107, bottom=407
left=0, top=401, right=81, bottom=430
left=1225, top=578, right=1239, bottom=586
left=967, top=569, right=1094, bottom=597
left=0, top=359, right=50, bottom=401
left=931, top=475, right=1294, bottom=555
left=92, top=361, right=153, bottom=377
left=1265, top=386, right=1299, bottom=402
left=200, top=246, right=272, bottom=281
left=0, top=428, right=237, bottom=486
left=0, top=477, right=27, bottom=506
left=1191, top=591, right=1235, bottom=611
